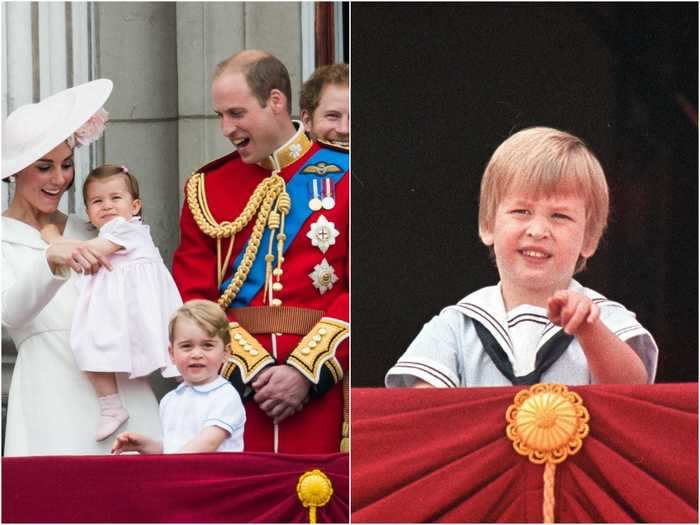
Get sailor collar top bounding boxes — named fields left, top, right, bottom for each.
left=386, top=280, right=659, bottom=388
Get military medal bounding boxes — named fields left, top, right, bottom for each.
left=306, top=215, right=340, bottom=253
left=309, top=258, right=338, bottom=295
left=302, top=162, right=341, bottom=211
left=308, top=178, right=322, bottom=211
left=321, top=177, right=335, bottom=210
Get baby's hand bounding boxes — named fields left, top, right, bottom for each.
left=546, top=290, right=599, bottom=335
left=111, top=432, right=142, bottom=455
left=40, top=223, right=63, bottom=244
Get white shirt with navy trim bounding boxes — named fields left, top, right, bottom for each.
left=160, top=376, right=245, bottom=453
left=385, top=280, right=659, bottom=387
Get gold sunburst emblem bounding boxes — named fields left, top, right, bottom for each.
left=506, top=383, right=589, bottom=464
left=297, top=469, right=333, bottom=523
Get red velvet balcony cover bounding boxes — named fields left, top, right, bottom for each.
left=2, top=451, right=348, bottom=523
left=351, top=383, right=697, bottom=523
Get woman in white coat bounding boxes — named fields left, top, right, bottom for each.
left=2, top=79, right=162, bottom=455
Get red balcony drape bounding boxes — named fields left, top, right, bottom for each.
left=3, top=451, right=348, bottom=523
left=351, top=383, right=697, bottom=523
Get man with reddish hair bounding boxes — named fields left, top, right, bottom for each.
left=173, top=50, right=349, bottom=453
left=300, top=63, right=349, bottom=146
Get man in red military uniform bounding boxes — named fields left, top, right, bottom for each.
left=172, top=50, right=348, bottom=454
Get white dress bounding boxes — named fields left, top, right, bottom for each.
left=71, top=216, right=181, bottom=378
left=2, top=215, right=162, bottom=456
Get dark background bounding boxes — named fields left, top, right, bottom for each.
left=350, top=3, right=698, bottom=386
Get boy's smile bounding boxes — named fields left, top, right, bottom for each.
left=480, top=189, right=596, bottom=309
left=169, top=317, right=228, bottom=386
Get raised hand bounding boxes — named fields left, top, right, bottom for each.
left=546, top=290, right=600, bottom=335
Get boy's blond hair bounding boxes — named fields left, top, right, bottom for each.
left=478, top=127, right=609, bottom=273
left=168, top=300, right=231, bottom=346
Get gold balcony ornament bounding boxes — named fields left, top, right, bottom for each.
left=506, top=383, right=590, bottom=523
left=297, top=469, right=333, bottom=524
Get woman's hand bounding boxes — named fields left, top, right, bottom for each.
left=46, top=240, right=112, bottom=275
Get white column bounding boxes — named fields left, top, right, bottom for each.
left=301, top=2, right=315, bottom=81
left=38, top=2, right=67, bottom=98
left=1, top=2, right=7, bottom=120
left=334, top=1, right=344, bottom=64
left=38, top=2, right=71, bottom=214
left=2, top=2, right=33, bottom=212
left=4, top=2, right=33, bottom=113
left=70, top=1, right=93, bottom=219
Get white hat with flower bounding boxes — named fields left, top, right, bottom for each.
left=2, top=78, right=113, bottom=180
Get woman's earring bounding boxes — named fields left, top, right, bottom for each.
left=8, top=175, right=16, bottom=183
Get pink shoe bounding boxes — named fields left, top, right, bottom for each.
left=96, top=394, right=130, bottom=441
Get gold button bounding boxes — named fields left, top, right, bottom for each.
left=301, top=347, right=310, bottom=355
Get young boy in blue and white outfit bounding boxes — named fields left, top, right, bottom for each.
left=112, top=300, right=245, bottom=453
left=386, top=127, right=658, bottom=388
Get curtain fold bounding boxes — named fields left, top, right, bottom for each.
left=3, top=452, right=348, bottom=523
left=352, top=384, right=697, bottom=523
left=314, top=3, right=335, bottom=67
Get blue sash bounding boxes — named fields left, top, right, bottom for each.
left=220, top=148, right=348, bottom=307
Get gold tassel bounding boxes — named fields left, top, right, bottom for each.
left=275, top=191, right=291, bottom=284
left=340, top=375, right=349, bottom=452
left=263, top=209, right=280, bottom=302
left=543, top=462, right=556, bottom=523
left=216, top=238, right=222, bottom=287
left=220, top=234, right=236, bottom=288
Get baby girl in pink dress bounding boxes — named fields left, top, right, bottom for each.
left=42, top=164, right=182, bottom=441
